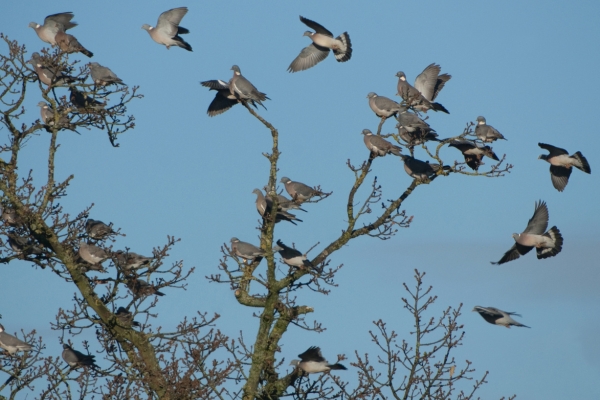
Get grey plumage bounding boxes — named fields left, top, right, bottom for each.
left=62, top=344, right=98, bottom=368
left=473, top=306, right=530, bottom=328
left=449, top=139, right=499, bottom=171
left=115, top=307, right=140, bottom=328
left=127, top=279, right=165, bottom=297
left=88, top=62, right=124, bottom=86
left=396, top=108, right=440, bottom=146
left=0, top=324, right=33, bottom=355
left=229, top=65, right=269, bottom=109
left=475, top=116, right=506, bottom=142
left=27, top=52, right=75, bottom=86
left=230, top=237, right=265, bottom=262
left=263, top=187, right=307, bottom=213
left=2, top=207, right=23, bottom=227
left=290, top=346, right=347, bottom=374
left=253, top=189, right=302, bottom=225
left=280, top=177, right=324, bottom=203
left=396, top=63, right=450, bottom=113
left=538, top=143, right=591, bottom=192
left=273, top=240, right=312, bottom=268
left=114, top=250, right=153, bottom=271
left=200, top=80, right=239, bottom=116
left=37, top=101, right=71, bottom=129
left=367, top=92, right=401, bottom=119
left=78, top=241, right=109, bottom=266
left=29, top=12, right=77, bottom=45
left=288, top=16, right=352, bottom=73
left=399, top=155, right=448, bottom=181
left=7, top=231, right=43, bottom=255
left=142, top=7, right=192, bottom=51
left=85, top=219, right=114, bottom=240
left=55, top=31, right=93, bottom=57
left=491, top=200, right=563, bottom=265
left=362, top=129, right=402, bottom=157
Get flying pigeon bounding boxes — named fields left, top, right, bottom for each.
left=491, top=200, right=563, bottom=265
left=55, top=31, right=93, bottom=57
left=399, top=155, right=448, bottom=181
left=290, top=346, right=347, bottom=374
left=280, top=177, right=325, bottom=203
left=362, top=129, right=402, bottom=157
left=230, top=237, right=265, bottom=262
left=0, top=324, right=33, bottom=355
left=273, top=240, right=312, bottom=268
left=78, top=241, right=109, bottom=266
left=475, top=116, right=506, bottom=142
left=115, top=307, right=140, bottom=328
left=288, top=16, right=351, bottom=73
left=367, top=92, right=401, bottom=119
left=449, top=139, right=499, bottom=171
left=27, top=52, right=75, bottom=86
left=62, top=344, right=98, bottom=368
left=472, top=306, right=530, bottom=328
left=200, top=80, right=239, bottom=116
left=253, top=189, right=302, bottom=225
left=142, top=7, right=192, bottom=51
left=396, top=63, right=451, bottom=113
left=229, top=65, right=269, bottom=109
left=538, top=143, right=591, bottom=192
left=88, top=62, right=124, bottom=86
left=113, top=250, right=153, bottom=271
left=127, top=279, right=165, bottom=297
left=85, top=219, right=114, bottom=240
left=29, top=12, right=77, bottom=45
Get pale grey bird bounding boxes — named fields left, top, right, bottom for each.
left=475, top=116, right=506, bottom=142
left=7, top=231, right=43, bottom=255
left=280, top=177, right=325, bottom=203
left=127, top=279, right=165, bottom=297
left=230, top=237, right=265, bottom=262
left=449, top=139, right=499, bottom=171
left=472, top=306, right=530, bottom=328
left=200, top=80, right=239, bottom=116
left=0, top=324, right=33, bottom=355
left=273, top=240, right=312, bottom=268
left=55, top=31, right=93, bottom=57
left=29, top=12, right=77, bottom=45
left=396, top=63, right=450, bottom=113
left=88, top=62, right=124, bottom=86
left=2, top=207, right=23, bottom=227
left=396, top=107, right=435, bottom=134
left=399, top=155, right=448, bottom=181
left=115, top=307, right=140, bottom=328
left=78, top=241, right=109, bottom=265
left=37, top=101, right=71, bottom=129
left=290, top=346, right=347, bottom=374
left=142, top=7, right=192, bottom=51
left=396, top=125, right=440, bottom=149
left=362, top=129, right=402, bottom=157
left=367, top=92, right=401, bottom=119
left=27, top=52, right=75, bottom=86
left=62, top=344, right=98, bottom=368
left=229, top=65, right=269, bottom=109
left=263, top=187, right=307, bottom=213
left=85, top=219, right=114, bottom=240
left=113, top=250, right=153, bottom=271
left=69, top=87, right=105, bottom=111
left=491, top=200, right=563, bottom=265
left=538, top=143, right=591, bottom=192
left=253, top=189, right=302, bottom=225
left=288, top=16, right=351, bottom=73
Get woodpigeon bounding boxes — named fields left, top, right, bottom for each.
left=27, top=52, right=75, bottom=86
left=200, top=80, right=239, bottom=116
left=397, top=107, right=434, bottom=134
left=449, top=139, right=499, bottom=171
left=142, top=7, right=192, bottom=51
left=88, top=62, right=124, bottom=86
left=280, top=177, right=324, bottom=203
left=115, top=307, right=140, bottom=328
left=263, top=187, right=307, bottom=213
left=78, top=241, right=109, bottom=266
left=113, top=250, right=154, bottom=271
left=230, top=237, right=265, bottom=262
left=29, top=12, right=77, bottom=45
left=472, top=306, right=530, bottom=328
left=37, top=101, right=71, bottom=129
left=399, top=155, right=448, bottom=181
left=55, top=31, right=93, bottom=57
left=396, top=63, right=451, bottom=113
left=362, top=129, right=402, bottom=157
left=62, top=344, right=98, bottom=368
left=367, top=92, right=401, bottom=119
left=85, top=219, right=114, bottom=240
left=127, top=279, right=165, bottom=297
left=288, top=16, right=352, bottom=73
left=253, top=189, right=302, bottom=225
left=475, top=116, right=506, bottom=142
left=273, top=240, right=312, bottom=268
left=538, top=143, right=591, bottom=192
left=229, top=65, right=269, bottom=109
left=396, top=125, right=440, bottom=148
left=69, top=87, right=105, bottom=111
left=1, top=207, right=23, bottom=227
left=290, top=346, right=347, bottom=374
left=491, top=200, right=563, bottom=265
left=0, top=324, right=33, bottom=355
left=7, top=231, right=43, bottom=255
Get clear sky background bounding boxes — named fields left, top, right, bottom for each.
left=1, top=1, right=599, bottom=399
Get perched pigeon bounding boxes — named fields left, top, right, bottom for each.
left=491, top=200, right=563, bottom=265
left=367, top=93, right=401, bottom=119
left=229, top=65, right=269, bottom=109
left=538, top=143, right=591, bottom=192
left=62, top=344, right=98, bottom=368
left=200, top=80, right=239, bottom=116
left=253, top=189, right=302, bottom=225
left=396, top=107, right=436, bottom=134
left=0, top=324, right=33, bottom=355
left=1, top=207, right=23, bottom=227
left=142, top=7, right=192, bottom=51
left=290, top=346, right=347, bottom=374
left=396, top=125, right=440, bottom=148
left=7, top=231, right=43, bottom=255
left=78, top=241, right=109, bottom=266
left=399, top=155, right=448, bottom=181
left=473, top=306, right=530, bottom=328
left=396, top=63, right=450, bottom=113
left=449, top=139, right=499, bottom=171
left=88, top=62, right=124, bottom=86
left=273, top=240, right=312, bottom=268
left=288, top=16, right=351, bottom=73
left=475, top=116, right=506, bottom=142
left=280, top=177, right=324, bottom=203
left=37, top=101, right=71, bottom=129
left=264, top=188, right=307, bottom=213
left=55, top=31, right=93, bottom=57
left=362, top=129, right=402, bottom=157
left=69, top=87, right=105, bottom=110
left=230, top=237, right=265, bottom=262
left=115, top=307, right=140, bottom=328
left=29, top=12, right=77, bottom=45
left=113, top=250, right=153, bottom=271
left=85, top=219, right=114, bottom=240
left=27, top=52, right=75, bottom=86
left=127, top=279, right=165, bottom=297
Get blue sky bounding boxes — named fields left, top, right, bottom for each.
left=1, top=1, right=599, bottom=398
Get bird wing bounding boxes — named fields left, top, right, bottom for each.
left=201, top=79, right=230, bottom=91
left=156, top=7, right=188, bottom=36
left=299, top=16, right=333, bottom=37
left=538, top=142, right=568, bottom=157
left=492, top=243, right=525, bottom=265
left=298, top=346, right=326, bottom=362
left=522, top=200, right=549, bottom=235
left=414, top=63, right=441, bottom=101
left=549, top=165, right=572, bottom=192
left=288, top=43, right=330, bottom=72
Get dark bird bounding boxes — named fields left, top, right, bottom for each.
left=399, top=155, right=449, bottom=181
left=273, top=240, right=312, bottom=268
left=473, top=306, right=530, bottom=328
left=290, top=346, right=347, bottom=373
left=449, top=139, right=499, bottom=171
left=62, top=344, right=99, bottom=368
left=538, top=143, right=591, bottom=192
left=85, top=219, right=114, bottom=240
left=200, top=80, right=239, bottom=116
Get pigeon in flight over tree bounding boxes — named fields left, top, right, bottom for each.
left=538, top=143, right=590, bottom=192
left=473, top=306, right=530, bottom=328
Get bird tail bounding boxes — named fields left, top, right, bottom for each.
left=81, top=48, right=93, bottom=58
left=572, top=151, right=591, bottom=173
left=537, top=226, right=563, bottom=259
left=334, top=32, right=352, bottom=62
left=390, top=146, right=402, bottom=156
left=328, top=363, right=347, bottom=370
left=175, top=36, right=193, bottom=52
left=431, top=102, right=449, bottom=114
